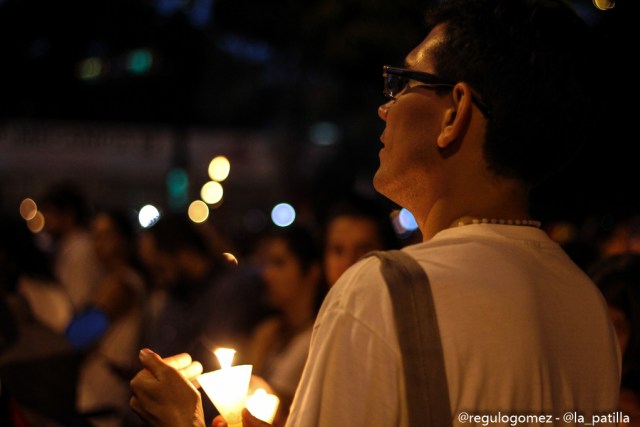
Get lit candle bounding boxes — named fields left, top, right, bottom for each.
left=197, top=348, right=253, bottom=427
left=214, top=347, right=236, bottom=369
left=246, top=388, right=280, bottom=424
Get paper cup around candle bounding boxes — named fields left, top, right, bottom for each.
left=197, top=364, right=253, bottom=427
left=246, top=388, right=280, bottom=424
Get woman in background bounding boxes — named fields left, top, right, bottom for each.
left=321, top=194, right=399, bottom=287
left=243, top=225, right=324, bottom=427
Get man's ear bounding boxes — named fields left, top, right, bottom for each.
left=436, top=82, right=474, bottom=149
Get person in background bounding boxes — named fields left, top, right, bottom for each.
left=242, top=225, right=324, bottom=426
left=135, top=213, right=264, bottom=371
left=129, top=0, right=620, bottom=425
left=589, top=253, right=640, bottom=426
left=39, top=181, right=104, bottom=314
left=71, top=209, right=148, bottom=427
left=0, top=213, right=73, bottom=426
left=598, top=215, right=640, bottom=260
left=320, top=194, right=399, bottom=287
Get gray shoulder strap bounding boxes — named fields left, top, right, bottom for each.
left=366, top=249, right=452, bottom=427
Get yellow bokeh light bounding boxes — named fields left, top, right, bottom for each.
left=188, top=200, right=210, bottom=223
left=19, top=198, right=38, bottom=221
left=592, top=0, right=614, bottom=10
left=27, top=211, right=45, bottom=233
left=201, top=181, right=224, bottom=205
left=208, top=156, right=231, bottom=182
left=223, top=252, right=239, bottom=267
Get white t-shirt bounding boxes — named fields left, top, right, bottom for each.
left=262, top=325, right=313, bottom=401
left=287, top=224, right=620, bottom=426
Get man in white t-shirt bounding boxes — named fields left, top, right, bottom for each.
left=129, top=0, right=620, bottom=426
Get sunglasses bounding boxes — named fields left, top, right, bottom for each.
left=383, top=65, right=491, bottom=118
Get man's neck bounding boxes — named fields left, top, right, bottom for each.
left=417, top=180, right=531, bottom=241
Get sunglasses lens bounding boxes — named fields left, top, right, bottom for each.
left=384, top=73, right=407, bottom=99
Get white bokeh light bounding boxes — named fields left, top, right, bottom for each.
left=398, top=208, right=419, bottom=231
left=271, top=203, right=296, bottom=227
left=201, top=181, right=224, bottom=205
left=208, top=156, right=231, bottom=182
left=138, top=204, right=161, bottom=228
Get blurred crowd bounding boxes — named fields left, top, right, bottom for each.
left=1, top=180, right=639, bottom=427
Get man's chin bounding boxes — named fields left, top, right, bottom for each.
left=372, top=171, right=391, bottom=199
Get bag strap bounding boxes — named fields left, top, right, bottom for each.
left=366, top=249, right=452, bottom=427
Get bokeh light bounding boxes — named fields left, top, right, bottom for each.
left=127, top=48, right=153, bottom=74
left=26, top=211, right=45, bottom=233
left=138, top=204, right=161, bottom=228
left=309, top=121, right=341, bottom=146
left=398, top=208, right=419, bottom=231
left=208, top=156, right=231, bottom=182
left=271, top=203, right=296, bottom=227
left=201, top=181, right=224, bottom=204
left=592, top=0, right=614, bottom=10
left=19, top=198, right=38, bottom=221
left=223, top=252, right=239, bottom=266
left=167, top=167, right=189, bottom=209
left=391, top=209, right=418, bottom=239
left=76, top=57, right=104, bottom=80
left=188, top=200, right=209, bottom=223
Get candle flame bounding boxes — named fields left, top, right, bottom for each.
left=214, top=347, right=236, bottom=369
left=253, top=388, right=267, bottom=396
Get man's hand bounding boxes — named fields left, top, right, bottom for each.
left=212, top=408, right=273, bottom=427
left=130, top=348, right=206, bottom=427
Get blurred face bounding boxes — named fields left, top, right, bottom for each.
left=40, top=205, right=68, bottom=238
left=262, top=238, right=313, bottom=310
left=137, top=232, right=179, bottom=289
left=90, top=213, right=126, bottom=263
left=324, top=216, right=384, bottom=287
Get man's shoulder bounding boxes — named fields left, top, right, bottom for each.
left=320, top=252, right=398, bottom=325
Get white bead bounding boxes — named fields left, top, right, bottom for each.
left=456, top=217, right=541, bottom=228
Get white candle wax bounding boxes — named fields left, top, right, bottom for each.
left=197, top=349, right=252, bottom=427
left=246, top=388, right=280, bottom=424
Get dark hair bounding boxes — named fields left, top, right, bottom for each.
left=321, top=193, right=400, bottom=251
left=588, top=253, right=640, bottom=393
left=0, top=214, right=54, bottom=292
left=102, top=209, right=138, bottom=242
left=148, top=213, right=211, bottom=256
left=40, top=181, right=93, bottom=226
left=262, top=224, right=326, bottom=313
left=263, top=225, right=321, bottom=274
left=425, top=0, right=598, bottom=188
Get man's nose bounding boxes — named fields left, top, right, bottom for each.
left=378, top=100, right=392, bottom=121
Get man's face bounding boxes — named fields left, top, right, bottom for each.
left=374, top=24, right=450, bottom=208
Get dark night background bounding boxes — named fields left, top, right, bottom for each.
left=0, top=0, right=636, bottom=241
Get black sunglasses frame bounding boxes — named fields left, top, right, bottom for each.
left=383, top=65, right=491, bottom=118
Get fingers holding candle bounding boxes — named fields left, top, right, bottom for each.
left=163, top=352, right=195, bottom=370
left=130, top=348, right=206, bottom=427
